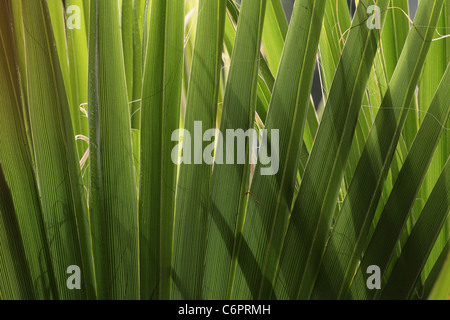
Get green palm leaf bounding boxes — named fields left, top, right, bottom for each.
left=278, top=0, right=390, bottom=300
left=172, top=0, right=226, bottom=300
left=0, top=0, right=448, bottom=301
left=139, top=0, right=184, bottom=300
left=88, top=0, right=139, bottom=299
left=205, top=0, right=267, bottom=300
